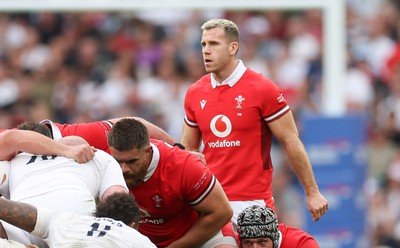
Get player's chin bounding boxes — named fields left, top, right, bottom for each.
left=204, top=66, right=213, bottom=73
left=125, top=178, right=142, bottom=188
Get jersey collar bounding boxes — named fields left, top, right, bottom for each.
left=143, top=143, right=159, bottom=182
left=40, top=119, right=62, bottom=140
left=211, top=59, right=247, bottom=89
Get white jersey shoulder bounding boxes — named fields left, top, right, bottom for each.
left=33, top=209, right=157, bottom=248
left=7, top=151, right=122, bottom=214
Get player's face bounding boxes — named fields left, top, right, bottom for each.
left=201, top=27, right=235, bottom=74
left=110, top=145, right=152, bottom=188
left=241, top=238, right=273, bottom=248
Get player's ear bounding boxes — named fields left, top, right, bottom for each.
left=230, top=41, right=239, bottom=55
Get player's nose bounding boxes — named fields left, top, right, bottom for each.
left=120, top=162, right=131, bottom=173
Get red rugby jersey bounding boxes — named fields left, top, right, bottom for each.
left=280, top=224, right=319, bottom=248
left=184, top=67, right=289, bottom=201
left=41, top=119, right=113, bottom=154
left=131, top=139, right=216, bottom=247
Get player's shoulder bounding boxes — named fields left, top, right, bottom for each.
left=92, top=149, right=113, bottom=161
left=243, top=69, right=277, bottom=88
left=151, top=140, right=195, bottom=169
left=89, top=149, right=117, bottom=167
left=151, top=139, right=189, bottom=157
left=280, top=224, right=318, bottom=247
left=13, top=151, right=34, bottom=159
left=187, top=74, right=211, bottom=90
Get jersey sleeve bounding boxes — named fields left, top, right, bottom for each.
left=183, top=86, right=198, bottom=127
left=259, top=78, right=290, bottom=123
left=180, top=153, right=216, bottom=205
left=94, top=150, right=128, bottom=198
left=56, top=121, right=113, bottom=153
left=32, top=208, right=60, bottom=239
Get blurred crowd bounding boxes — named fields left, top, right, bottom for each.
left=1, top=0, right=400, bottom=247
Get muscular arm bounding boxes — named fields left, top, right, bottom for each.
left=0, top=130, right=95, bottom=163
left=180, top=122, right=202, bottom=152
left=108, top=117, right=176, bottom=145
left=166, top=180, right=232, bottom=248
left=0, top=197, right=37, bottom=233
left=269, top=111, right=328, bottom=221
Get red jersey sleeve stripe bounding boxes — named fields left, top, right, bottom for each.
left=101, top=120, right=113, bottom=129
left=190, top=175, right=216, bottom=206
left=184, top=115, right=198, bottom=127
left=264, top=105, right=290, bottom=122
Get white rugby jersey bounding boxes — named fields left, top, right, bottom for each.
left=2, top=150, right=128, bottom=247
left=33, top=208, right=156, bottom=248
left=9, top=149, right=127, bottom=215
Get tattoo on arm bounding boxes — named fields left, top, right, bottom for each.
left=0, top=198, right=37, bottom=232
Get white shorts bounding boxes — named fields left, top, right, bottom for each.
left=200, top=222, right=238, bottom=248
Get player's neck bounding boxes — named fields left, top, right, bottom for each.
left=212, top=59, right=239, bottom=83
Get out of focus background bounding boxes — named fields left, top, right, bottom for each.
left=0, top=0, right=399, bottom=247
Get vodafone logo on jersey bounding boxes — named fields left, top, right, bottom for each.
left=208, top=115, right=241, bottom=148
left=139, top=208, right=165, bottom=225
left=210, top=115, right=232, bottom=138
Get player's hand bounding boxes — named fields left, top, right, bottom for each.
left=307, top=192, right=329, bottom=222
left=65, top=144, right=96, bottom=163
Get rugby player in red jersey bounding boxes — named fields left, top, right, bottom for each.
left=182, top=18, right=328, bottom=225
left=237, top=205, right=319, bottom=248
left=108, top=118, right=238, bottom=248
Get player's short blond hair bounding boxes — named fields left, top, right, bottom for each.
left=201, top=18, right=239, bottom=42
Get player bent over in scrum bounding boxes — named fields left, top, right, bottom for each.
left=0, top=192, right=156, bottom=248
